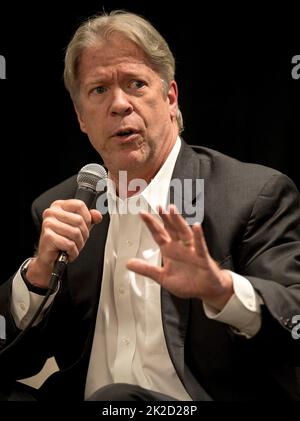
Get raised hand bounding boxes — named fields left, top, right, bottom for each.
left=127, top=205, right=233, bottom=310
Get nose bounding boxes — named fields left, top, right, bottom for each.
left=110, top=88, right=133, bottom=117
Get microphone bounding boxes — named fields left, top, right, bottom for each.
left=0, top=163, right=107, bottom=357
left=48, top=163, right=107, bottom=292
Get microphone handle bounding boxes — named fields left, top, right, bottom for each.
left=75, top=186, right=97, bottom=208
left=48, top=252, right=68, bottom=293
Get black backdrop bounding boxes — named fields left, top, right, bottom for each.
left=0, top=1, right=299, bottom=280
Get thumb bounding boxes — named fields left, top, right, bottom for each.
left=90, top=209, right=102, bottom=225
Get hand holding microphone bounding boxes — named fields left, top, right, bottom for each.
left=0, top=164, right=108, bottom=356
left=25, top=164, right=107, bottom=291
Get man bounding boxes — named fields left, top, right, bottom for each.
left=0, top=10, right=300, bottom=401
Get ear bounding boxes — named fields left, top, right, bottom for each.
left=167, top=80, right=179, bottom=120
left=74, top=103, right=87, bottom=134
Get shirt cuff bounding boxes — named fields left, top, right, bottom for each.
left=11, top=261, right=58, bottom=330
left=203, top=271, right=262, bottom=338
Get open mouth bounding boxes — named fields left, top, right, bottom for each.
left=115, top=129, right=136, bottom=137
left=112, top=128, right=141, bottom=144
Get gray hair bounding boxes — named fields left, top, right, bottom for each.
left=64, top=10, right=183, bottom=133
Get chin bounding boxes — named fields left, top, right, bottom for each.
left=118, top=157, right=150, bottom=176
left=122, top=145, right=150, bottom=164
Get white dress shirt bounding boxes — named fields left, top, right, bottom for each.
left=11, top=137, right=262, bottom=400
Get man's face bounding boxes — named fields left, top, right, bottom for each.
left=75, top=33, right=178, bottom=181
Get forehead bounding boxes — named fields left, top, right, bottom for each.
left=79, top=33, right=152, bottom=79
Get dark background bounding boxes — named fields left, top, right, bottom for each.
left=0, top=2, right=299, bottom=279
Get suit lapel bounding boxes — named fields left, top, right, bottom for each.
left=67, top=208, right=110, bottom=322
left=161, top=141, right=212, bottom=399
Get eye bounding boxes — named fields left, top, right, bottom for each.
left=128, top=80, right=146, bottom=90
left=92, top=86, right=107, bottom=95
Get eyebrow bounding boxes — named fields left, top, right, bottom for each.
left=85, top=69, right=150, bottom=87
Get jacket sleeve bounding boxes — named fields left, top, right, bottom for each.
left=238, top=173, right=300, bottom=364
left=0, top=176, right=80, bottom=383
left=0, top=201, right=52, bottom=381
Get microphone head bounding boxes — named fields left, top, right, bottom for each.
left=77, top=163, right=107, bottom=191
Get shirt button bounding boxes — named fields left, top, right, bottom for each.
left=118, top=286, right=125, bottom=294
left=126, top=240, right=133, bottom=246
left=19, top=302, right=26, bottom=311
left=122, top=338, right=130, bottom=345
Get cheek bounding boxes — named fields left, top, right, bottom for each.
left=83, top=120, right=106, bottom=150
left=83, top=110, right=104, bottom=134
left=143, top=96, right=169, bottom=122
left=88, top=136, right=107, bottom=157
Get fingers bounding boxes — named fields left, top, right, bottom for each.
left=90, top=209, right=102, bottom=224
left=139, top=211, right=170, bottom=247
left=46, top=199, right=102, bottom=233
left=155, top=204, right=194, bottom=247
left=127, top=258, right=163, bottom=284
left=50, top=199, right=92, bottom=226
left=42, top=217, right=87, bottom=251
left=39, top=199, right=102, bottom=264
left=141, top=204, right=194, bottom=248
left=141, top=205, right=208, bottom=259
left=159, top=205, right=193, bottom=243
left=192, top=223, right=209, bottom=258
left=41, top=229, right=82, bottom=262
left=157, top=205, right=180, bottom=241
left=43, top=208, right=89, bottom=240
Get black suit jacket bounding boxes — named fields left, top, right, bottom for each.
left=1, top=141, right=300, bottom=401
